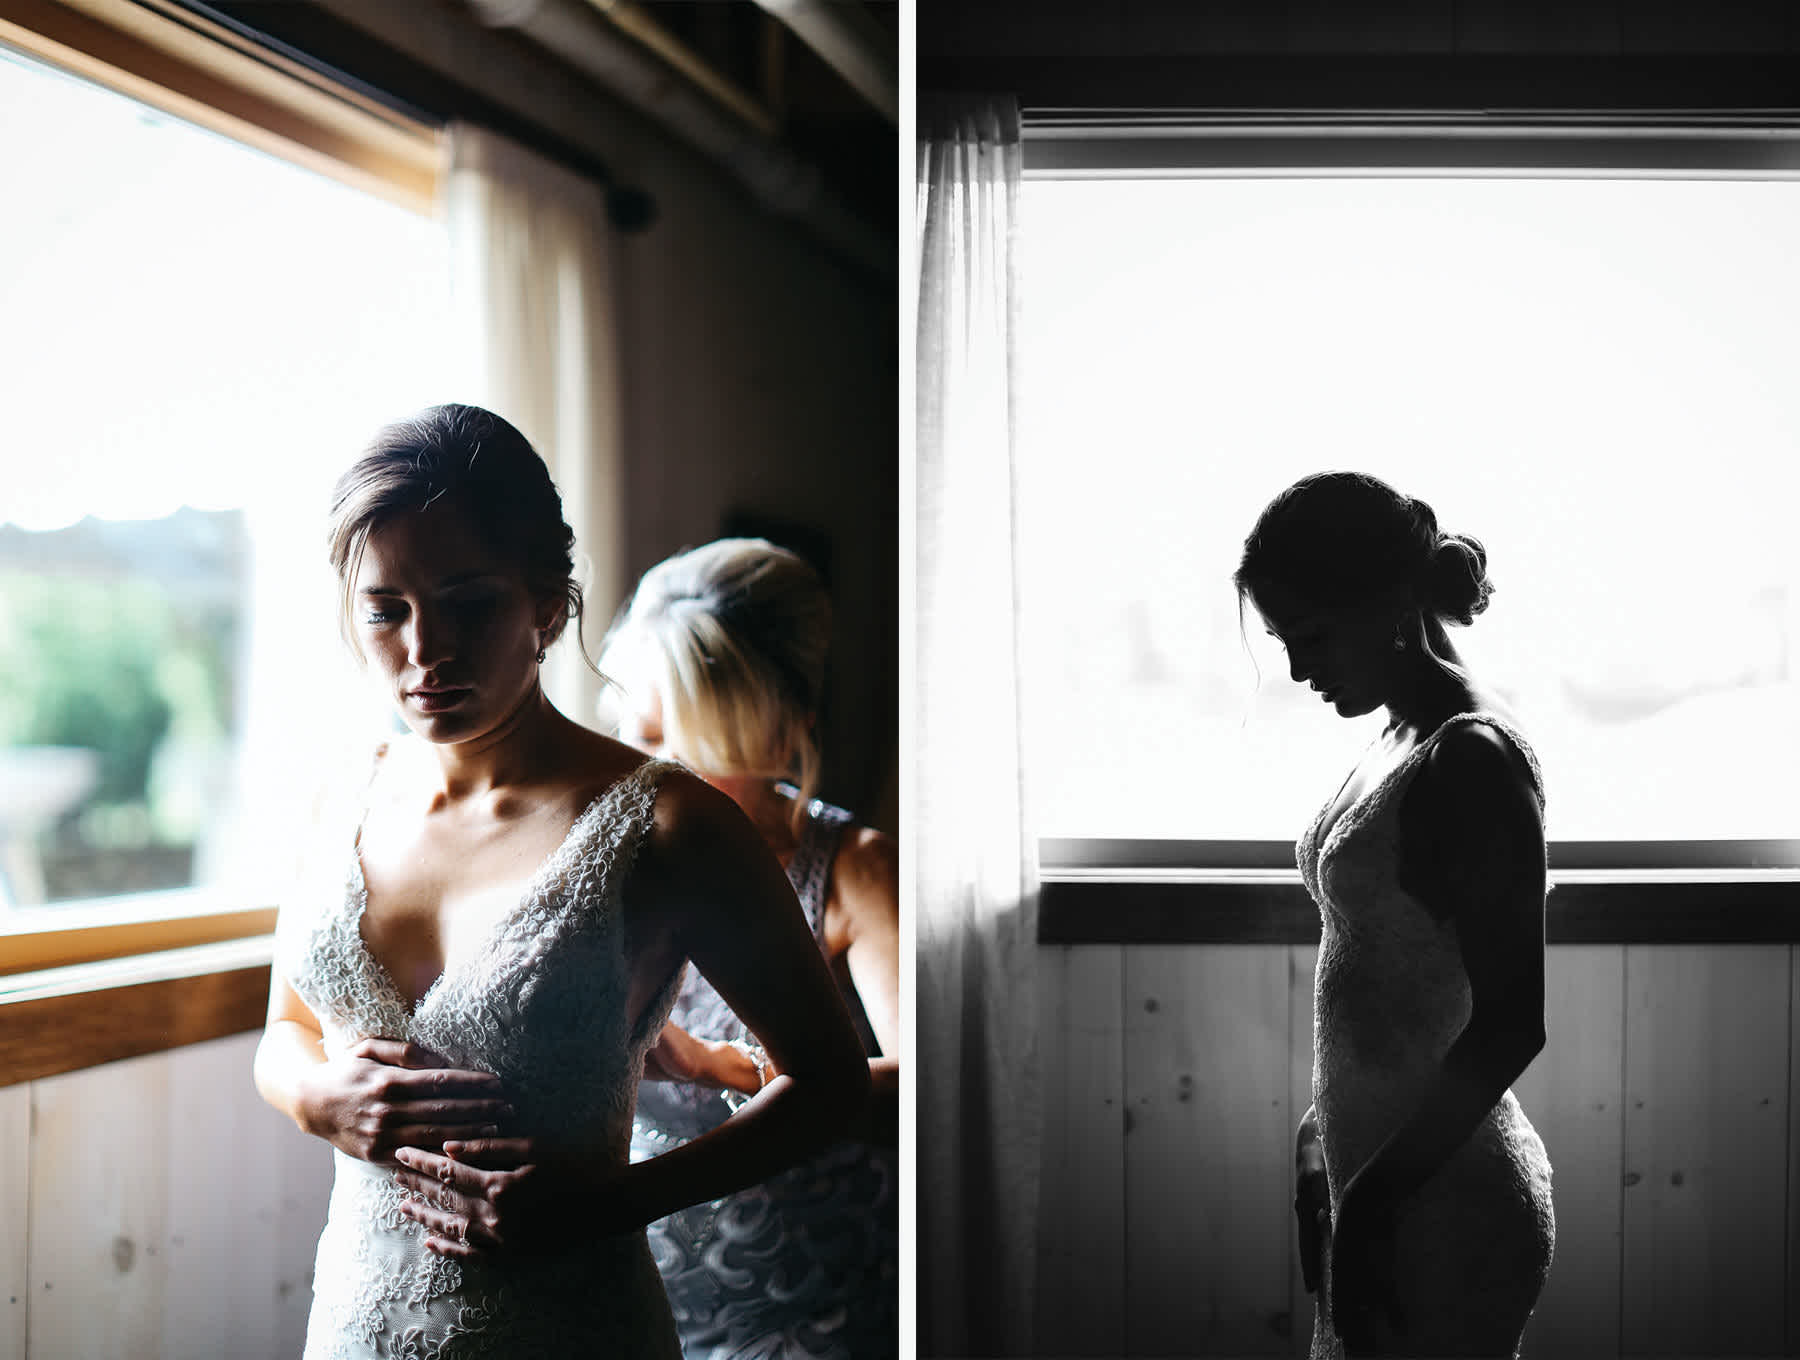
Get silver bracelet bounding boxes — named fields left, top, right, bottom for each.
left=720, top=1038, right=769, bottom=1113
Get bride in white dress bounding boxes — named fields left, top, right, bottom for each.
left=1236, top=472, right=1554, bottom=1359
left=252, top=405, right=869, bottom=1358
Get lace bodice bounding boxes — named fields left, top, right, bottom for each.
left=1298, top=712, right=1545, bottom=1182
left=1298, top=711, right=1555, bottom=1360
left=276, top=756, right=688, bottom=1359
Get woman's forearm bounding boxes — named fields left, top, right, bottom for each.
left=618, top=1061, right=869, bottom=1226
left=253, top=1019, right=328, bottom=1134
left=1353, top=1016, right=1543, bottom=1209
left=852, top=1058, right=899, bottom=1145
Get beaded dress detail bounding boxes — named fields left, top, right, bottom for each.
left=1297, top=713, right=1555, bottom=1360
left=632, top=795, right=899, bottom=1359
left=276, top=757, right=688, bottom=1359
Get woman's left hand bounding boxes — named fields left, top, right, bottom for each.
left=392, top=1138, right=632, bottom=1258
left=1329, top=1171, right=1404, bottom=1354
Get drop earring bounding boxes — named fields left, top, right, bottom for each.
left=1392, top=626, right=1407, bottom=652
left=536, top=647, right=547, bottom=664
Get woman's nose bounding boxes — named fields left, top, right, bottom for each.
left=405, top=607, right=454, bottom=670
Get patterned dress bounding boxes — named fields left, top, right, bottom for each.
left=1299, top=713, right=1555, bottom=1359
left=277, top=757, right=688, bottom=1359
left=631, top=796, right=899, bottom=1359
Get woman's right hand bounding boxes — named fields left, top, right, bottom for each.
left=642, top=1023, right=765, bottom=1095
left=294, top=1038, right=511, bottom=1166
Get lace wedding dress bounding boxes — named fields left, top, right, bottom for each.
left=276, top=756, right=688, bottom=1359
left=1299, top=713, right=1555, bottom=1360
left=632, top=795, right=899, bottom=1359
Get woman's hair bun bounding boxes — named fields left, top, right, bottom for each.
left=1424, top=532, right=1493, bottom=625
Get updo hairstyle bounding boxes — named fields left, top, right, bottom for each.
left=326, top=404, right=584, bottom=659
left=1234, top=470, right=1493, bottom=652
left=600, top=539, right=831, bottom=818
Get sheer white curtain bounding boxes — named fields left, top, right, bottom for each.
left=444, top=123, right=628, bottom=727
left=915, top=95, right=1041, bottom=1356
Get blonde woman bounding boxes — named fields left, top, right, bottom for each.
left=602, top=538, right=899, bottom=1359
left=253, top=408, right=867, bottom=1358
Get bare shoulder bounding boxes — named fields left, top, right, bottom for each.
left=553, top=722, right=650, bottom=795
left=638, top=765, right=761, bottom=871
left=832, top=825, right=899, bottom=921
left=1402, top=718, right=1546, bottom=919
left=1420, top=719, right=1539, bottom=817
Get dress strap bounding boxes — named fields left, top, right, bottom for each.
left=349, top=740, right=393, bottom=852
left=556, top=755, right=681, bottom=877
left=785, top=795, right=855, bottom=941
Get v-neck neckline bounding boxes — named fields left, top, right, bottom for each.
left=1310, top=714, right=1473, bottom=860
left=1313, top=730, right=1406, bottom=851
left=347, top=778, right=620, bottom=1022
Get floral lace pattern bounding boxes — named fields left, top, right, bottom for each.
left=277, top=757, right=687, bottom=1360
left=1297, top=713, right=1554, bottom=1360
left=632, top=797, right=900, bottom=1359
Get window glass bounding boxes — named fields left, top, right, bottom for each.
left=0, top=47, right=449, bottom=912
left=1019, top=176, right=1800, bottom=846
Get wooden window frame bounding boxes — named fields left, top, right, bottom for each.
left=0, top=0, right=443, bottom=214
left=1024, top=119, right=1800, bottom=948
left=0, top=0, right=442, bottom=1074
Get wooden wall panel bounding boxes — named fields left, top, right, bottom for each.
left=1124, top=945, right=1291, bottom=1356
left=1035, top=938, right=1800, bottom=1359
left=1035, top=945, right=1126, bottom=1356
left=19, top=1033, right=333, bottom=1360
left=1514, top=945, right=1626, bottom=1359
left=160, top=1033, right=324, bottom=1358
left=1621, top=945, right=1790, bottom=1356
left=0, top=1084, right=29, bottom=1357
left=28, top=1049, right=174, bottom=1358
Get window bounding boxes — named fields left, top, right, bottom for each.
left=1019, top=126, right=1800, bottom=866
left=0, top=39, right=448, bottom=929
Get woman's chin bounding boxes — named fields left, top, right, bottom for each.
left=397, top=705, right=482, bottom=743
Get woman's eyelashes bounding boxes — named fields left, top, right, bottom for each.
left=361, top=591, right=498, bottom=630
left=1267, top=627, right=1320, bottom=653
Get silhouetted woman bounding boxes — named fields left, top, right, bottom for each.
left=1237, top=472, right=1553, bottom=1359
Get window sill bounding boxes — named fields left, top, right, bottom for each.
left=0, top=893, right=278, bottom=975
left=1038, top=871, right=1800, bottom=944
left=0, top=936, right=273, bottom=1087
